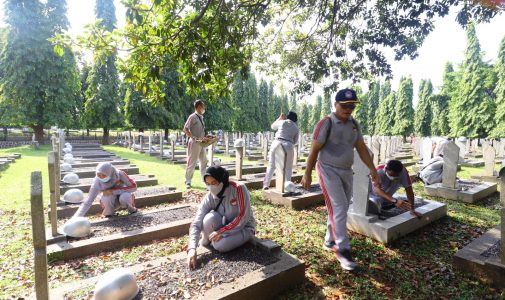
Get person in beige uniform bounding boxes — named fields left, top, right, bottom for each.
left=183, top=100, right=208, bottom=189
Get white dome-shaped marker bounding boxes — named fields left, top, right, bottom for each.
left=94, top=268, right=139, bottom=300
left=59, top=217, right=91, bottom=238
left=62, top=173, right=79, bottom=185
left=284, top=181, right=297, bottom=193
left=61, top=163, right=72, bottom=172
left=63, top=189, right=84, bottom=204
left=63, top=157, right=75, bottom=164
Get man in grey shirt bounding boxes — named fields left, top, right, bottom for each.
left=301, top=88, right=379, bottom=271
left=183, top=100, right=208, bottom=189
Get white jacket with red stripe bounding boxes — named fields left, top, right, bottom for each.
left=188, top=181, right=256, bottom=250
left=73, top=171, right=138, bottom=217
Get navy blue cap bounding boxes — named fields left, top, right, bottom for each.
left=335, top=88, right=359, bottom=103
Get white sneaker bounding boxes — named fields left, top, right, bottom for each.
left=336, top=249, right=358, bottom=271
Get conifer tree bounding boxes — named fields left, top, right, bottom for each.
left=367, top=82, right=380, bottom=134
left=414, top=79, right=433, bottom=137
left=310, top=95, right=323, bottom=126
left=258, top=79, right=270, bottom=131
left=320, top=93, right=332, bottom=118
left=490, top=36, right=505, bottom=138
left=393, top=77, right=415, bottom=139
left=375, top=91, right=396, bottom=135
left=354, top=92, right=369, bottom=134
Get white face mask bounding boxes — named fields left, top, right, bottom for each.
left=385, top=173, right=398, bottom=181
left=208, top=182, right=223, bottom=196
left=98, top=176, right=111, bottom=183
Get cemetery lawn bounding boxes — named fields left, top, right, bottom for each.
left=0, top=145, right=503, bottom=299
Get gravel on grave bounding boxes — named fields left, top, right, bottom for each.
left=131, top=244, right=279, bottom=299
left=282, top=184, right=321, bottom=196
left=480, top=240, right=502, bottom=258
left=69, top=206, right=196, bottom=241
left=457, top=180, right=482, bottom=191
left=379, top=200, right=428, bottom=219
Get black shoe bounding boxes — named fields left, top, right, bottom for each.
left=263, top=186, right=269, bottom=191
left=336, top=249, right=358, bottom=271
left=323, top=241, right=337, bottom=252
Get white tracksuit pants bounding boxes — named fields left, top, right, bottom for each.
left=185, top=138, right=208, bottom=185
left=100, top=192, right=136, bottom=216
left=200, top=211, right=253, bottom=252
left=316, top=161, right=353, bottom=251
left=263, top=139, right=294, bottom=188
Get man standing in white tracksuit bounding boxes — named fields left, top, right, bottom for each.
left=183, top=100, right=208, bottom=189
left=263, top=111, right=299, bottom=190
left=301, top=88, right=379, bottom=271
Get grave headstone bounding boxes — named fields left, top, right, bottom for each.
left=483, top=144, right=496, bottom=177
left=235, top=144, right=244, bottom=180
left=159, top=131, right=164, bottom=158
left=442, top=142, right=459, bottom=189
left=47, top=152, right=58, bottom=237
left=379, top=137, right=387, bottom=164
left=148, top=135, right=152, bottom=152
left=274, top=144, right=287, bottom=193
left=207, top=143, right=214, bottom=166
left=31, top=171, right=49, bottom=299
left=352, top=149, right=371, bottom=216
left=421, top=138, right=433, bottom=165
left=372, top=138, right=380, bottom=167
left=225, top=133, right=230, bottom=155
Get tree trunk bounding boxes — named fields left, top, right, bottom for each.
left=164, top=129, right=169, bottom=140
left=86, top=129, right=90, bottom=136
left=2, top=127, right=7, bottom=141
left=139, top=128, right=144, bottom=133
left=102, top=128, right=110, bottom=145
left=32, top=125, right=44, bottom=145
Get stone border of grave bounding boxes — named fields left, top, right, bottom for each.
left=233, top=173, right=303, bottom=190
left=262, top=185, right=325, bottom=210
left=60, top=165, right=140, bottom=179
left=424, top=182, right=497, bottom=203
left=49, top=188, right=182, bottom=219
left=47, top=204, right=196, bottom=262
left=60, top=174, right=158, bottom=193
left=49, top=238, right=305, bottom=300
left=453, top=225, right=504, bottom=288
left=347, top=199, right=447, bottom=244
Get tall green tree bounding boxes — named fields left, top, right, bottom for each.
left=298, top=102, right=309, bottom=133
left=231, top=71, right=258, bottom=133
left=267, top=82, right=279, bottom=124
left=430, top=94, right=450, bottom=136
left=159, top=59, right=188, bottom=136
left=258, top=79, right=270, bottom=131
left=320, top=93, right=332, bottom=119
left=244, top=73, right=260, bottom=132
left=490, top=36, right=505, bottom=138
left=354, top=92, right=369, bottom=135
left=289, top=94, right=297, bottom=112
left=414, top=79, right=433, bottom=137
left=280, top=94, right=289, bottom=114
left=0, top=0, right=80, bottom=143
left=375, top=91, right=396, bottom=135
left=367, top=82, right=380, bottom=135
left=83, top=0, right=122, bottom=144
left=393, top=77, right=415, bottom=139
left=124, top=85, right=169, bottom=131
left=449, top=23, right=495, bottom=138
left=310, top=95, right=323, bottom=126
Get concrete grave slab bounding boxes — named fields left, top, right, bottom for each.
left=50, top=186, right=181, bottom=219
left=68, top=159, right=131, bottom=169
left=60, top=165, right=139, bottom=179
left=232, top=173, right=303, bottom=190
left=262, top=184, right=325, bottom=210
left=424, top=181, right=497, bottom=203
left=51, top=238, right=305, bottom=300
left=47, top=204, right=196, bottom=261
left=60, top=174, right=158, bottom=193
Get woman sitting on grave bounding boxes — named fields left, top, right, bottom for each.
left=368, top=160, right=422, bottom=218
left=73, top=162, right=138, bottom=218
left=187, top=166, right=256, bottom=269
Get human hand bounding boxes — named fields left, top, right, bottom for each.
left=209, top=231, right=222, bottom=242
left=301, top=173, right=312, bottom=190
left=279, top=113, right=286, bottom=120
left=370, top=169, right=380, bottom=187
left=187, top=248, right=197, bottom=269
left=395, top=199, right=412, bottom=210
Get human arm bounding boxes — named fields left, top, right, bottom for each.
left=216, top=183, right=251, bottom=236
left=405, top=186, right=422, bottom=218
left=301, top=141, right=324, bottom=189
left=183, top=115, right=195, bottom=138
left=110, top=171, right=137, bottom=195
left=73, top=183, right=100, bottom=217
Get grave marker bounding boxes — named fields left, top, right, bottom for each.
left=372, top=139, right=380, bottom=167
left=442, top=142, right=459, bottom=189
left=483, top=144, right=496, bottom=177
left=421, top=138, right=432, bottom=166
left=274, top=145, right=287, bottom=193
left=31, top=171, right=49, bottom=300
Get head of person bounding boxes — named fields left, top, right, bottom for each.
left=286, top=111, right=298, bottom=123
left=204, top=166, right=230, bottom=198
left=385, top=160, right=404, bottom=180
left=194, top=100, right=205, bottom=115
left=334, top=88, right=359, bottom=120
left=96, top=162, right=116, bottom=183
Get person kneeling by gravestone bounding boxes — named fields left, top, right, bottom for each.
left=368, top=160, right=422, bottom=218
left=187, top=166, right=257, bottom=269
left=73, top=162, right=138, bottom=218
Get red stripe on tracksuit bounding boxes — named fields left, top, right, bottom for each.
left=110, top=171, right=137, bottom=192
left=218, top=182, right=245, bottom=234
left=313, top=117, right=330, bottom=140
left=316, top=161, right=337, bottom=242
left=376, top=165, right=385, bottom=171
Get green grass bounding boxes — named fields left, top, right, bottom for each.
left=0, top=145, right=503, bottom=298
